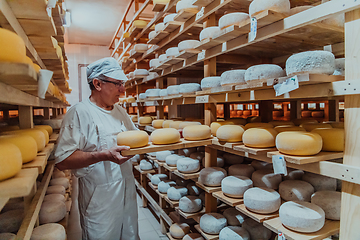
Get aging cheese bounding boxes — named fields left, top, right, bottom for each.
left=252, top=169, right=282, bottom=189
left=0, top=143, right=22, bottom=181
left=169, top=121, right=182, bottom=129
left=134, top=44, right=148, bottom=52
left=210, top=121, right=234, bottom=136
left=183, top=125, right=211, bottom=140
left=166, top=47, right=180, bottom=57
left=145, top=89, right=160, bottom=97
left=201, top=156, right=224, bottom=168
left=219, top=226, right=250, bottom=240
left=243, top=128, right=277, bottom=148
left=133, top=20, right=148, bottom=28
left=219, top=13, right=249, bottom=30
left=274, top=125, right=305, bottom=133
left=250, top=160, right=272, bottom=170
left=0, top=28, right=27, bottom=64
left=292, top=118, right=318, bottom=126
left=4, top=129, right=46, bottom=152
left=279, top=180, right=314, bottom=202
left=176, top=0, right=200, bottom=13
left=43, top=194, right=66, bottom=203
left=276, top=131, right=322, bottom=155
left=139, top=93, right=147, bottom=99
left=200, top=213, right=227, bottom=235
left=189, top=152, right=205, bottom=161
left=311, top=111, right=324, bottom=118
left=39, top=201, right=66, bottom=224
left=228, top=164, right=255, bottom=178
left=140, top=160, right=153, bottom=170
left=159, top=89, right=168, bottom=97
left=283, top=168, right=304, bottom=180
left=302, top=172, right=336, bottom=191
left=187, top=182, right=201, bottom=195
left=156, top=150, right=174, bottom=161
left=0, top=209, right=24, bottom=233
left=311, top=190, right=341, bottom=220
left=167, top=186, right=188, bottom=201
left=164, top=13, right=177, bottom=24
left=170, top=223, right=190, bottom=239
left=46, top=185, right=66, bottom=195
left=221, top=176, right=253, bottom=198
left=249, top=0, right=291, bottom=17
left=201, top=77, right=222, bottom=90
left=148, top=30, right=156, bottom=39
left=138, top=116, right=153, bottom=124
left=199, top=27, right=221, bottom=41
left=177, top=157, right=200, bottom=173
left=223, top=208, right=248, bottom=226
left=158, top=180, right=176, bottom=193
left=311, top=128, right=344, bottom=152
left=31, top=223, right=66, bottom=240
left=183, top=233, right=204, bottom=240
left=216, top=125, right=245, bottom=142
left=178, top=40, right=200, bottom=51
left=117, top=130, right=149, bottom=148
left=159, top=54, right=168, bottom=62
left=0, top=233, right=16, bottom=240
left=242, top=218, right=272, bottom=240
left=244, top=122, right=273, bottom=129
left=179, top=148, right=197, bottom=157
left=34, top=125, right=53, bottom=136
left=198, top=167, right=227, bottom=187
left=155, top=23, right=165, bottom=33
left=167, top=85, right=180, bottom=95
left=152, top=119, right=165, bottom=128
left=150, top=128, right=181, bottom=144
left=220, top=70, right=246, bottom=86
left=179, top=121, right=201, bottom=129
left=0, top=135, right=37, bottom=163
left=179, top=196, right=202, bottom=213
left=179, top=83, right=201, bottom=94
left=151, top=173, right=168, bottom=185
left=244, top=187, right=281, bottom=214
left=149, top=59, right=160, bottom=68
left=244, top=64, right=285, bottom=82
left=223, top=153, right=244, bottom=165
left=50, top=177, right=70, bottom=189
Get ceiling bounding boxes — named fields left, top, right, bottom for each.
left=64, top=0, right=131, bottom=46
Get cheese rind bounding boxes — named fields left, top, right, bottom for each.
left=150, top=128, right=181, bottom=144
left=249, top=0, right=291, bottom=17
left=311, top=190, right=341, bottom=220
left=302, top=172, right=336, bottom=191
left=220, top=70, right=246, bottom=86
left=0, top=233, right=16, bottom=240
left=216, top=125, right=245, bottom=142
left=183, top=125, right=211, bottom=140
left=244, top=122, right=273, bottom=129
left=276, top=131, right=322, bottom=156
left=219, top=13, right=249, bottom=29
left=252, top=169, right=282, bottom=189
left=164, top=13, right=177, bottom=24
left=31, top=223, right=66, bottom=240
left=183, top=233, right=204, bottom=240
left=219, top=226, right=250, bottom=240
left=177, top=157, right=200, bottom=173
left=167, top=186, right=188, bottom=201
left=244, top=187, right=281, bottom=214
left=242, top=218, right=272, bottom=240
left=201, top=77, right=222, bottom=90
left=279, top=180, right=314, bottom=202
left=199, top=27, right=221, bottom=41
left=49, top=178, right=70, bottom=189
left=158, top=180, right=176, bottom=193
left=46, top=185, right=66, bottom=195
left=167, top=85, right=180, bottom=95
left=159, top=89, right=168, bottom=97
left=149, top=59, right=160, bottom=68
left=0, top=135, right=37, bottom=163
left=140, top=160, right=153, bottom=170
left=200, top=213, right=227, bottom=235
left=162, top=120, right=174, bottom=128
left=0, top=143, right=22, bottom=181
left=170, top=223, right=190, bottom=239
left=0, top=209, right=24, bottom=233
left=117, top=130, right=149, bottom=148
left=139, top=116, right=153, bottom=124
left=148, top=30, right=156, bottom=39
left=311, top=128, right=344, bottom=151
left=166, top=47, right=180, bottom=57
left=176, top=0, right=200, bottom=13
left=198, top=167, right=227, bottom=187
left=178, top=40, right=200, bottom=51
left=134, top=69, right=149, bottom=76
left=156, top=150, right=174, bottom=161
left=179, top=83, right=201, bottom=94
left=39, top=201, right=66, bottom=224
left=43, top=194, right=66, bottom=203
left=245, top=64, right=285, bottom=82
left=179, top=121, right=201, bottom=129
left=159, top=54, right=168, bottom=63
left=243, top=128, right=277, bottom=148
left=221, top=176, right=253, bottom=198
left=179, top=196, right=202, bottom=213
left=228, top=164, right=255, bottom=178
left=155, top=23, right=165, bottom=33
left=223, top=208, right=248, bottom=226
left=0, top=28, right=27, bottom=64
left=134, top=44, right=148, bottom=52
left=152, top=119, right=165, bottom=128
left=223, top=153, right=244, bottom=165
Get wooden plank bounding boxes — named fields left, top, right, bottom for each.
left=18, top=18, right=57, bottom=36
left=235, top=204, right=279, bottom=223
left=7, top=0, right=49, bottom=20
left=212, top=24, right=250, bottom=42
left=196, top=181, right=221, bottom=193
left=122, top=138, right=213, bottom=156
left=176, top=49, right=201, bottom=59
left=0, top=63, right=37, bottom=87
left=0, top=168, right=38, bottom=198
left=152, top=2, right=167, bottom=12
left=176, top=207, right=205, bottom=220
left=264, top=218, right=339, bottom=240
left=28, top=36, right=55, bottom=49
left=22, top=155, right=47, bottom=174
left=49, top=133, right=59, bottom=143
left=163, top=21, right=182, bottom=32
left=37, top=143, right=55, bottom=157
left=233, top=145, right=277, bottom=156
left=163, top=163, right=177, bottom=172
left=174, top=10, right=198, bottom=22
left=163, top=57, right=183, bottom=65
left=134, top=165, right=156, bottom=174
left=163, top=194, right=179, bottom=208
left=194, top=224, right=219, bottom=240
left=267, top=151, right=344, bottom=165
left=129, top=50, right=145, bottom=59
left=148, top=182, right=158, bottom=191
left=173, top=170, right=200, bottom=180
left=193, top=0, right=214, bottom=7
left=0, top=197, right=9, bottom=211
left=212, top=191, right=243, bottom=207
left=196, top=38, right=222, bottom=50
left=211, top=139, right=243, bottom=149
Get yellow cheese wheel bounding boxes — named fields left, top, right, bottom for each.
left=0, top=125, right=20, bottom=132
left=210, top=121, right=234, bottom=136
left=292, top=119, right=318, bottom=126
left=311, top=128, right=344, bottom=152
left=276, top=131, right=322, bottom=155
left=183, top=125, right=211, bottom=141
left=24, top=56, right=33, bottom=65
left=123, top=32, right=130, bottom=38
left=300, top=123, right=332, bottom=132
left=178, top=121, right=201, bottom=129
left=244, top=122, right=274, bottom=130
left=269, top=121, right=294, bottom=127
left=169, top=121, right=183, bottom=129
left=2, top=129, right=46, bottom=152
left=139, top=116, right=153, bottom=124
left=274, top=126, right=306, bottom=133
left=34, top=125, right=53, bottom=136
left=133, top=20, right=148, bottom=28
left=328, top=122, right=344, bottom=129
left=0, top=135, right=37, bottom=163
left=117, top=130, right=149, bottom=148
left=150, top=128, right=181, bottom=145
left=33, top=63, right=41, bottom=73
left=162, top=120, right=174, bottom=128
left=152, top=120, right=165, bottom=128
left=0, top=143, right=22, bottom=181
left=216, top=125, right=245, bottom=142
left=243, top=128, right=277, bottom=148
left=37, top=128, right=50, bottom=144
left=0, top=28, right=27, bottom=63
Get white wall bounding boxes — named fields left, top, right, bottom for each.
left=64, top=43, right=111, bottom=107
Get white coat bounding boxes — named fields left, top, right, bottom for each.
left=55, top=98, right=140, bottom=240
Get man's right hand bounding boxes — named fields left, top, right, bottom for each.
left=106, top=145, right=134, bottom=165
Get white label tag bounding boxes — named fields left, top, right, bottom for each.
left=197, top=50, right=206, bottom=61
left=272, top=155, right=287, bottom=176
left=196, top=7, right=205, bottom=20
left=278, top=231, right=286, bottom=240
left=179, top=24, right=184, bottom=32
left=249, top=17, right=257, bottom=42
left=195, top=95, right=209, bottom=103
left=273, top=75, right=299, bottom=96
left=222, top=42, right=227, bottom=52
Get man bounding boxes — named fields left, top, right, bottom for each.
left=55, top=57, right=139, bottom=240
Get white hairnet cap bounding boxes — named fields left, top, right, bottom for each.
left=87, top=57, right=128, bottom=83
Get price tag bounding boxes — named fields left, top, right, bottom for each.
left=195, top=95, right=209, bottom=103
left=273, top=75, right=299, bottom=96
left=197, top=50, right=206, bottom=61
left=272, top=155, right=287, bottom=176
left=278, top=231, right=287, bottom=240
left=196, top=7, right=205, bottom=20
left=249, top=17, right=257, bottom=42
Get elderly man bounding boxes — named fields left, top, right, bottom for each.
left=55, top=57, right=139, bottom=240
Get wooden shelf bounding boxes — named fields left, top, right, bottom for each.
left=196, top=182, right=221, bottom=193
left=134, top=165, right=156, bottom=174
left=37, top=143, right=55, bottom=157
left=0, top=168, right=38, bottom=198
left=163, top=21, right=182, bottom=32
left=22, top=155, right=48, bottom=174
left=235, top=204, right=279, bottom=223
left=267, top=151, right=344, bottom=165
left=194, top=224, right=219, bottom=240
left=49, top=133, right=59, bottom=143
left=173, top=10, right=199, bottom=22
left=176, top=49, right=201, bottom=59
left=0, top=197, right=9, bottom=211
left=148, top=182, right=158, bottom=191
left=163, top=163, right=177, bottom=172
left=233, top=145, right=277, bottom=156
left=129, top=50, right=146, bottom=59
left=173, top=170, right=200, bottom=180
left=176, top=207, right=205, bottom=220
left=162, top=193, right=179, bottom=208
left=0, top=63, right=38, bottom=90
left=152, top=2, right=167, bottom=12
left=212, top=191, right=243, bottom=207
left=263, top=218, right=339, bottom=240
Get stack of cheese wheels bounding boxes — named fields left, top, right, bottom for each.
left=152, top=119, right=165, bottom=128
left=249, top=0, right=291, bottom=17
left=223, top=208, right=248, bottom=226
left=220, top=69, right=246, bottom=86
left=133, top=43, right=148, bottom=52
left=167, top=85, right=180, bottom=95
left=179, top=83, right=201, bottom=94
left=0, top=209, right=24, bottom=233
left=31, top=223, right=66, bottom=240
left=169, top=223, right=190, bottom=239
left=0, top=142, right=22, bottom=181
left=148, top=30, right=156, bottom=40
left=216, top=125, right=245, bottom=142
left=218, top=12, right=249, bottom=29
left=179, top=121, right=201, bottom=129
left=221, top=176, right=253, bottom=198
left=178, top=40, right=200, bottom=51
left=242, top=218, right=272, bottom=240
left=274, top=125, right=305, bottom=132
left=228, top=164, right=255, bottom=178
left=311, top=128, right=344, bottom=151
left=159, top=54, right=168, bottom=63
left=176, top=0, right=200, bottom=13
left=3, top=129, right=46, bottom=151
left=200, top=213, right=227, bottom=235
left=179, top=195, right=202, bottom=213
left=243, top=128, right=277, bottom=148
left=311, top=190, right=341, bottom=220
left=286, top=50, right=336, bottom=76
left=164, top=13, right=177, bottom=24
left=150, top=128, right=181, bottom=144
left=134, top=69, right=149, bottom=76
left=252, top=169, right=282, bottom=189
left=166, top=47, right=180, bottom=57
left=39, top=201, right=67, bottom=224
left=177, top=157, right=200, bottom=173
left=198, top=167, right=227, bottom=186
left=201, top=76, right=222, bottom=90
left=279, top=201, right=325, bottom=233
left=159, top=89, right=168, bottom=97
left=292, top=118, right=318, bottom=126
left=0, top=135, right=37, bottom=163
left=46, top=185, right=66, bottom=195
left=117, top=130, right=149, bottom=148
left=279, top=180, right=315, bottom=201
left=162, top=120, right=174, bottom=128
left=183, top=125, right=211, bottom=140
left=0, top=28, right=28, bottom=64
left=244, top=122, right=273, bottom=129
left=244, top=187, right=281, bottom=214
left=199, top=26, right=221, bottom=41
left=245, top=64, right=285, bottom=83
left=149, top=59, right=160, bottom=68
left=50, top=178, right=70, bottom=189
left=276, top=131, right=322, bottom=155
left=138, top=116, right=153, bottom=124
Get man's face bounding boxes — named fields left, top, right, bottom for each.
left=96, top=77, right=126, bottom=105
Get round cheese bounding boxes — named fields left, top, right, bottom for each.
left=167, top=85, right=180, bottom=95
left=176, top=0, right=200, bottom=13
left=151, top=174, right=168, bottom=185
left=117, top=130, right=149, bottom=148
left=31, top=223, right=66, bottom=240
left=0, top=135, right=37, bottom=163
left=199, top=27, right=221, bottom=41
left=219, top=226, right=250, bottom=240
left=245, top=64, right=285, bottom=82
left=179, top=121, right=201, bottom=129
left=134, top=44, right=148, bottom=52
left=187, top=182, right=201, bottom=195
left=216, top=125, right=245, bottom=142
left=166, top=154, right=183, bottom=166
left=150, top=128, right=181, bottom=144
left=242, top=218, right=272, bottom=240
left=170, top=223, right=190, bottom=238
left=163, top=120, right=174, bottom=128
left=292, top=118, right=318, bottom=126
left=145, top=88, right=161, bottom=97
left=139, top=116, right=153, bottom=124
left=201, top=156, right=224, bottom=168
left=169, top=121, right=182, bottom=129
left=0, top=233, right=16, bottom=240
left=148, top=30, right=156, bottom=39
left=283, top=168, right=304, bottom=180
left=200, top=213, right=227, bottom=235
left=130, top=115, right=138, bottom=123
left=152, top=119, right=165, bottom=128
left=177, top=157, right=200, bottom=173
left=159, top=89, right=168, bottom=97
left=129, top=71, right=135, bottom=78
left=149, top=59, right=160, bottom=68
left=302, top=172, right=336, bottom=191
left=220, top=70, right=246, bottom=86
left=201, top=76, right=222, bottom=90
left=311, top=128, right=344, bottom=152
left=179, top=83, right=201, bottom=94
left=52, top=171, right=66, bottom=179
left=276, top=131, right=322, bottom=155
left=166, top=47, right=179, bottom=57
left=250, top=160, right=272, bottom=170
left=210, top=121, right=234, bottom=136
left=219, top=12, right=249, bottom=30
left=179, top=148, right=197, bottom=157
left=183, top=125, right=211, bottom=140
left=39, top=201, right=66, bottom=224
left=4, top=129, right=46, bottom=152
left=311, top=190, right=341, bottom=220
left=244, top=187, right=281, bottom=214
left=158, top=180, right=176, bottom=193
left=178, top=40, right=200, bottom=51
left=198, top=167, right=227, bottom=187
left=0, top=209, right=24, bottom=233
left=179, top=195, right=202, bottom=213
left=34, top=125, right=53, bottom=136
left=244, top=122, right=273, bottom=129
left=139, top=93, right=147, bottom=99
left=43, top=194, right=66, bottom=203
left=164, top=13, right=177, bottom=24
left=223, top=208, right=247, bottom=226
left=46, top=185, right=66, bottom=195
left=189, top=152, right=205, bottom=161
left=159, top=54, right=168, bottom=62
left=156, top=150, right=174, bottom=161
left=223, top=153, right=244, bottom=165
left=252, top=169, right=282, bottom=189
left=183, top=233, right=204, bottom=240
left=279, top=180, right=314, bottom=202
left=243, top=128, right=277, bottom=148
left=134, top=69, right=150, bottom=77
left=228, top=164, right=255, bottom=178
left=222, top=176, right=253, bottom=198
left=328, top=121, right=344, bottom=129
left=133, top=20, right=148, bottom=28
left=140, top=160, right=153, bottom=170
left=50, top=177, right=70, bottom=189
left=286, top=50, right=335, bottom=76
left=274, top=125, right=305, bottom=132
left=167, top=186, right=188, bottom=201
left=0, top=143, right=22, bottom=181
left=249, top=0, right=290, bottom=17
left=279, top=201, right=325, bottom=233
left=0, top=28, right=27, bottom=64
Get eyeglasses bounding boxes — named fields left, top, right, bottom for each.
left=99, top=79, right=125, bottom=88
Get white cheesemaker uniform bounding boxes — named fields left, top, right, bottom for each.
left=55, top=98, right=139, bottom=240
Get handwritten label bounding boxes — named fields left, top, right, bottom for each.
left=196, top=7, right=205, bottom=20
left=197, top=50, right=206, bottom=61
left=273, top=75, right=299, bottom=96
left=195, top=95, right=209, bottom=103
left=249, top=17, right=257, bottom=42
left=272, top=155, right=287, bottom=176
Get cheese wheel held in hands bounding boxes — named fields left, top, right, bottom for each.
left=117, top=130, right=149, bottom=148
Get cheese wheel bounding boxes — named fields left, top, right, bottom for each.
left=292, top=118, right=318, bottom=126
left=139, top=116, right=153, bottom=124
left=0, top=209, right=24, bottom=233
left=198, top=167, right=227, bottom=187
left=31, top=223, right=66, bottom=240
left=165, top=154, right=182, bottom=166
left=177, top=157, right=200, bottom=173
left=133, top=20, right=148, bottom=28
left=190, top=152, right=205, bottom=161
left=244, top=122, right=273, bottom=129
left=148, top=30, right=156, bottom=39
left=223, top=208, right=247, bottom=226
left=3, top=129, right=46, bottom=152
left=216, top=125, right=245, bottom=142
left=38, top=128, right=49, bottom=145
left=164, top=13, right=177, bottom=24
left=50, top=177, right=70, bottom=189
left=252, top=169, right=282, bottom=189
left=43, top=194, right=66, bottom=203
left=149, top=59, right=160, bottom=68
left=243, top=187, right=281, bottom=214
left=129, top=71, right=135, bottom=78
left=200, top=213, right=227, bottom=235
left=279, top=180, right=314, bottom=202
left=34, top=125, right=53, bottom=136
left=117, top=130, right=148, bottom=148
left=140, top=160, right=153, bottom=170
left=201, top=76, right=221, bottom=90
left=311, top=128, right=344, bottom=151
left=0, top=28, right=27, bottom=64
left=134, top=44, right=148, bottom=52
left=167, top=85, right=180, bottom=95
left=302, top=111, right=311, bottom=118
left=183, top=125, right=211, bottom=140
left=222, top=176, right=253, bottom=198
left=0, top=143, right=22, bottom=181
left=210, top=121, right=234, bottom=136
left=162, top=120, right=174, bottom=128
left=219, top=13, right=249, bottom=30
left=279, top=201, right=325, bottom=233
left=311, top=190, right=341, bottom=220
left=0, top=233, right=16, bottom=240
left=179, top=83, right=201, bottom=94
left=167, top=186, right=188, bottom=201
left=39, top=201, right=66, bottom=224
left=152, top=119, right=165, bottom=128
left=46, top=185, right=66, bottom=195
left=150, top=128, right=180, bottom=144
left=199, top=27, right=221, bottom=41
left=178, top=40, right=200, bottom=51
left=155, top=23, right=165, bottom=33
left=151, top=173, right=168, bottom=185
left=158, top=180, right=176, bottom=193
left=179, top=148, right=197, bottom=157
left=156, top=150, right=174, bottom=161
left=179, top=121, right=201, bottom=129
left=283, top=168, right=304, bottom=181
left=179, top=195, right=202, bottom=213
left=276, top=131, right=322, bottom=155
left=243, top=128, right=277, bottom=148
left=176, top=0, right=200, bottom=13
left=249, top=0, right=290, bottom=17
left=286, top=51, right=335, bottom=76
left=159, top=54, right=168, bottom=62
left=166, top=47, right=180, bottom=57
left=274, top=125, right=305, bottom=133
left=139, top=93, right=147, bottom=99
left=0, top=135, right=37, bottom=163
left=251, top=160, right=272, bottom=170
left=170, top=223, right=190, bottom=238
left=134, top=69, right=149, bottom=76
left=245, top=64, right=285, bottom=82
left=220, top=70, right=246, bottom=86
left=159, top=89, right=168, bottom=97
left=242, top=218, right=272, bottom=240
left=169, top=121, right=182, bottom=129
left=219, top=226, right=250, bottom=240
left=302, top=172, right=336, bottom=191
left=223, top=153, right=243, bottom=165
left=228, top=164, right=255, bottom=178
left=183, top=233, right=204, bottom=240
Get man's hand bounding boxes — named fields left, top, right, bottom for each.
left=105, top=145, right=134, bottom=165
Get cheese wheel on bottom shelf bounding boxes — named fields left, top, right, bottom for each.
left=178, top=40, right=200, bottom=51
left=242, top=128, right=277, bottom=148
left=150, top=128, right=181, bottom=144
left=276, top=131, right=322, bottom=155
left=223, top=153, right=244, bottom=165
left=201, top=76, right=221, bottom=90
left=216, top=125, right=245, bottom=142
left=169, top=223, right=190, bottom=238
left=46, top=185, right=66, bottom=195
left=242, top=218, right=272, bottom=240
left=117, top=130, right=149, bottom=148
left=0, top=143, right=22, bottom=181
left=183, top=125, right=211, bottom=140
left=245, top=64, right=285, bottom=82
left=49, top=177, right=70, bottom=189
left=198, top=167, right=227, bottom=187
left=223, top=208, right=248, bottom=226
left=302, top=172, right=336, bottom=191
left=249, top=0, right=290, bottom=17
left=252, top=169, right=282, bottom=189
left=311, top=190, right=341, bottom=220
left=0, top=209, right=24, bottom=233
left=31, top=223, right=66, bottom=240
left=279, top=180, right=314, bottom=202
left=221, top=176, right=253, bottom=198
left=311, top=128, right=344, bottom=151
left=43, top=194, right=66, bottom=203
left=0, top=233, right=16, bottom=240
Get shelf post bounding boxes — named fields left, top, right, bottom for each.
left=290, top=100, right=301, bottom=120
left=259, top=100, right=273, bottom=122
left=328, top=99, right=339, bottom=122
left=52, top=108, right=57, bottom=118
left=156, top=78, right=164, bottom=119
left=43, top=108, right=50, bottom=120
left=2, top=110, right=9, bottom=120
left=19, top=106, right=34, bottom=129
